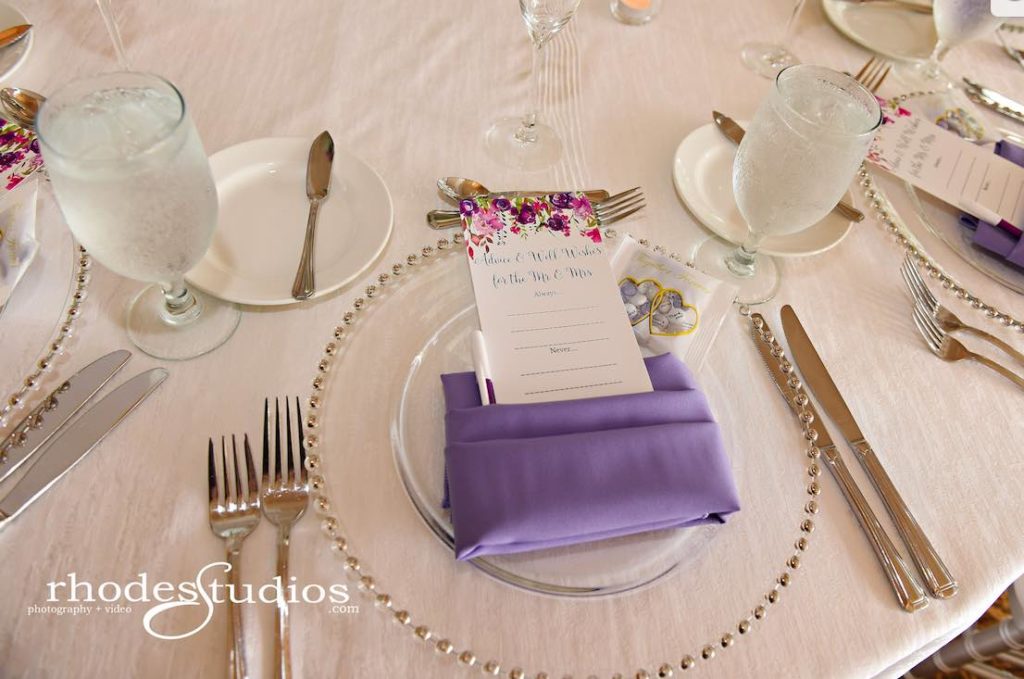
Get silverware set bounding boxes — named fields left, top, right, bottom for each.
left=207, top=397, right=310, bottom=679
left=0, top=350, right=165, bottom=524
left=903, top=257, right=1024, bottom=390
left=753, top=306, right=958, bottom=612
left=427, top=183, right=646, bottom=229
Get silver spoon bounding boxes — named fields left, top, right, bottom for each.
left=0, top=87, right=44, bottom=130
left=436, top=176, right=491, bottom=204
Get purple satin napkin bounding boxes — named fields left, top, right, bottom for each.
left=959, top=141, right=1024, bottom=267
left=441, top=353, right=740, bottom=560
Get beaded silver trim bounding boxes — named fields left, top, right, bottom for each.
left=0, top=245, right=92, bottom=430
left=863, top=91, right=1024, bottom=334
left=304, top=232, right=824, bottom=677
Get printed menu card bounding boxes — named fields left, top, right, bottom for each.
left=460, top=193, right=652, bottom=404
left=867, top=104, right=1024, bottom=227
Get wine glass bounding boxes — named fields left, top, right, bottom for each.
left=96, top=0, right=131, bottom=69
left=740, top=0, right=807, bottom=79
left=915, top=0, right=1003, bottom=84
left=484, top=0, right=583, bottom=171
left=692, top=65, right=882, bottom=304
left=37, top=72, right=240, bottom=360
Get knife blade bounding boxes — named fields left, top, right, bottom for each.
left=962, top=78, right=1024, bottom=126
left=0, top=350, right=131, bottom=484
left=0, top=24, right=31, bottom=50
left=711, top=111, right=865, bottom=223
left=751, top=313, right=927, bottom=612
left=0, top=368, right=167, bottom=524
left=292, top=130, right=335, bottom=300
left=780, top=305, right=958, bottom=599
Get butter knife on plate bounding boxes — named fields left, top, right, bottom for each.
left=781, top=305, right=958, bottom=599
left=0, top=349, right=131, bottom=484
left=291, top=130, right=335, bottom=301
left=0, top=368, right=167, bottom=524
left=0, top=24, right=31, bottom=50
left=962, top=78, right=1024, bottom=126
left=751, top=313, right=927, bottom=612
left=711, top=111, right=865, bottom=223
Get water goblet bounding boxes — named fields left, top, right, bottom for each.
left=37, top=72, right=240, bottom=360
left=915, top=0, right=1003, bottom=85
left=484, top=0, right=583, bottom=171
left=692, top=65, right=882, bottom=304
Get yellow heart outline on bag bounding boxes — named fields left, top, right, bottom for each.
left=618, top=276, right=664, bottom=327
left=648, top=288, right=699, bottom=336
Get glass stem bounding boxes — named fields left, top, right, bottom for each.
left=725, top=232, right=766, bottom=278
left=923, top=40, right=950, bottom=81
left=777, top=0, right=806, bottom=46
left=161, top=277, right=202, bottom=326
left=515, top=39, right=545, bottom=145
left=96, top=0, right=131, bottom=70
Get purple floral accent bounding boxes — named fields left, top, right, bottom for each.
left=516, top=203, right=537, bottom=225
left=570, top=195, right=593, bottom=219
left=0, top=118, right=42, bottom=192
left=459, top=192, right=600, bottom=260
left=550, top=192, right=572, bottom=209
left=546, top=213, right=568, bottom=234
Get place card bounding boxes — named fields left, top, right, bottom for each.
left=867, top=104, right=1024, bottom=228
left=460, top=193, right=652, bottom=404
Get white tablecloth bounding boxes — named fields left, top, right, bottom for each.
left=3, top=1, right=1024, bottom=677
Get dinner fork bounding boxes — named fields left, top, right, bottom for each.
left=912, top=303, right=1024, bottom=390
left=261, top=397, right=309, bottom=679
left=901, top=256, right=1024, bottom=367
left=208, top=435, right=260, bottom=679
left=427, top=186, right=647, bottom=229
left=853, top=55, right=892, bottom=93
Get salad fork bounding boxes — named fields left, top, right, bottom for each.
left=901, top=256, right=1024, bottom=367
left=912, top=303, right=1024, bottom=390
left=261, top=397, right=309, bottom=679
left=208, top=434, right=260, bottom=679
left=853, top=55, right=892, bottom=93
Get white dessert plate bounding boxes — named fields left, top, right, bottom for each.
left=672, top=122, right=855, bottom=258
left=187, top=137, right=393, bottom=306
left=0, top=3, right=32, bottom=84
left=822, top=0, right=937, bottom=62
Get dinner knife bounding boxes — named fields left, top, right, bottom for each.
left=711, top=111, right=865, bottom=223
left=0, top=349, right=131, bottom=484
left=0, top=368, right=167, bottom=524
left=751, top=313, right=927, bottom=612
left=962, top=78, right=1024, bottom=126
left=781, top=305, right=959, bottom=599
left=0, top=24, right=31, bottom=50
left=291, top=130, right=335, bottom=300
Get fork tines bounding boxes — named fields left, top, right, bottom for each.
left=900, top=255, right=939, bottom=314
left=912, top=301, right=945, bottom=354
left=595, top=186, right=645, bottom=226
left=854, top=55, right=892, bottom=94
left=262, top=397, right=308, bottom=490
left=208, top=434, right=259, bottom=514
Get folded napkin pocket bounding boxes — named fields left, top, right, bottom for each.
left=959, top=140, right=1024, bottom=268
left=441, top=353, right=740, bottom=560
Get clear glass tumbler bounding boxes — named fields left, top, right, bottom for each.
left=37, top=72, right=240, bottom=360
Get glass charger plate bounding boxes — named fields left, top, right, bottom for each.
left=308, top=235, right=822, bottom=675
left=389, top=255, right=718, bottom=596
left=0, top=181, right=79, bottom=426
